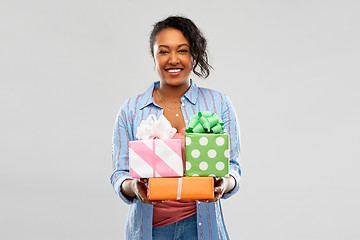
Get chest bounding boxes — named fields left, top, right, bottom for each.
left=162, top=108, right=186, bottom=133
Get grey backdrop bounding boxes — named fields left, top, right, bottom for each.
left=1, top=0, right=359, bottom=239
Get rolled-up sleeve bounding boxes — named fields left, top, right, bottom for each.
left=221, top=94, right=241, bottom=199
left=110, top=103, right=136, bottom=204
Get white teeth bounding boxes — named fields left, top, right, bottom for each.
left=167, top=69, right=181, bottom=73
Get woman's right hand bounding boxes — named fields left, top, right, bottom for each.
left=121, top=178, right=155, bottom=204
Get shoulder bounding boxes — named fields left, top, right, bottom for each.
left=118, top=82, right=155, bottom=113
left=120, top=93, right=145, bottom=109
left=115, top=92, right=146, bottom=128
left=196, top=86, right=227, bottom=104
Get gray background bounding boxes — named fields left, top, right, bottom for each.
left=1, top=0, right=359, bottom=239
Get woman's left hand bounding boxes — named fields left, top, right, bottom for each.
left=203, top=175, right=236, bottom=203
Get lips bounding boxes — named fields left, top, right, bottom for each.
left=165, top=68, right=183, bottom=76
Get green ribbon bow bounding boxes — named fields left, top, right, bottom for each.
left=185, top=111, right=224, bottom=133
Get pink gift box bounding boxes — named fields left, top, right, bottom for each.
left=129, top=138, right=183, bottom=178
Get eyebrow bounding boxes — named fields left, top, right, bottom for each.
left=158, top=43, right=190, bottom=49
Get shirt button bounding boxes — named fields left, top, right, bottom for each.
left=182, top=103, right=185, bottom=106
left=198, top=222, right=202, bottom=226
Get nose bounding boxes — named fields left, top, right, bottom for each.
left=168, top=52, right=180, bottom=65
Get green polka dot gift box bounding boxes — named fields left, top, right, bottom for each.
left=184, top=111, right=229, bottom=177
left=185, top=133, right=229, bottom=177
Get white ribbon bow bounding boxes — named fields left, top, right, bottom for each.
left=136, top=115, right=177, bottom=140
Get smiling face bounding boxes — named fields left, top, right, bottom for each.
left=153, top=28, right=193, bottom=88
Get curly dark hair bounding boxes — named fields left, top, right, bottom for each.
left=149, top=16, right=212, bottom=78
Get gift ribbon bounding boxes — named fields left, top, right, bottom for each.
left=176, top=178, right=183, bottom=200
left=152, top=139, right=156, bottom=178
left=136, top=115, right=177, bottom=140
left=185, top=111, right=224, bottom=133
left=151, top=137, right=161, bottom=178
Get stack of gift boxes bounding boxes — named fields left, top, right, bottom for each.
left=129, top=112, right=229, bottom=200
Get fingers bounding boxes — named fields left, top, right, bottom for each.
left=199, top=177, right=226, bottom=203
left=214, top=177, right=225, bottom=187
left=132, top=179, right=153, bottom=204
left=136, top=183, right=152, bottom=204
left=207, top=186, right=224, bottom=202
left=198, top=178, right=225, bottom=203
left=133, top=179, right=164, bottom=205
left=139, top=178, right=148, bottom=183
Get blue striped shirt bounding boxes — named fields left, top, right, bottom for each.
left=111, top=80, right=241, bottom=240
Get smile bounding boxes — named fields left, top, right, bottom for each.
left=166, top=68, right=183, bottom=73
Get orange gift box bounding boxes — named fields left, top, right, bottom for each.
left=148, top=177, right=214, bottom=200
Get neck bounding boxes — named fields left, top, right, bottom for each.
left=157, top=80, right=191, bottom=100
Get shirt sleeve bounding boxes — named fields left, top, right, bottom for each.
left=220, top=93, right=242, bottom=199
left=110, top=103, right=136, bottom=204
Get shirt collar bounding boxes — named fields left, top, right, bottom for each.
left=183, top=79, right=198, bottom=105
left=140, top=79, right=198, bottom=110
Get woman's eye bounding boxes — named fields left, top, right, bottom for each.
left=179, top=49, right=188, bottom=53
left=159, top=50, right=168, bottom=54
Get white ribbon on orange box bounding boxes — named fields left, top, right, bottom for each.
left=176, top=178, right=183, bottom=200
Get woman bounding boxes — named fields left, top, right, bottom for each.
left=111, top=16, right=241, bottom=240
